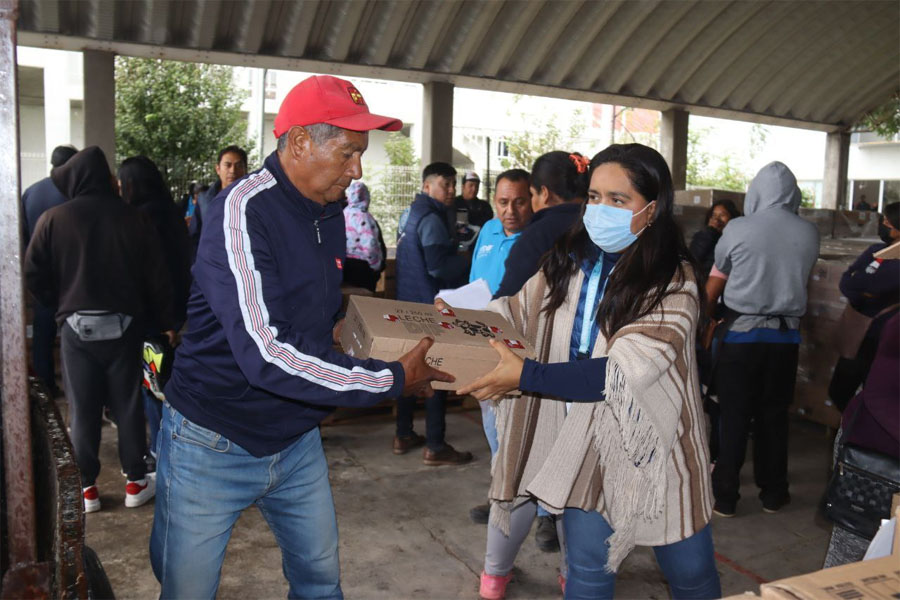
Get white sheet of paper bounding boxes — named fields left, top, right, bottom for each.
left=863, top=517, right=896, bottom=560
left=436, top=279, right=493, bottom=310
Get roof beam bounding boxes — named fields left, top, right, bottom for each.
left=651, top=0, right=767, bottom=101
left=532, top=1, right=622, bottom=86
left=629, top=1, right=730, bottom=97
left=759, top=5, right=872, bottom=117
left=435, top=0, right=502, bottom=74
left=720, top=5, right=840, bottom=114
left=234, top=0, right=270, bottom=54
left=359, top=1, right=412, bottom=66
left=321, top=0, right=370, bottom=62
left=18, top=30, right=845, bottom=132
left=467, top=0, right=543, bottom=78
left=586, top=0, right=685, bottom=93
left=504, top=1, right=582, bottom=82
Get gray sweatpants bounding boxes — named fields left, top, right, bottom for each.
left=61, top=321, right=147, bottom=486
left=484, top=500, right=567, bottom=577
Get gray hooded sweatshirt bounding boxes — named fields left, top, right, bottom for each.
left=714, top=161, right=820, bottom=333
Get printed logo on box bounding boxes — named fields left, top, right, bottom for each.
left=439, top=307, right=456, bottom=317
left=489, top=325, right=503, bottom=334
left=504, top=339, right=525, bottom=349
left=439, top=322, right=455, bottom=329
left=383, top=314, right=399, bottom=322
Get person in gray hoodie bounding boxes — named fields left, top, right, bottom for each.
left=703, top=161, right=819, bottom=517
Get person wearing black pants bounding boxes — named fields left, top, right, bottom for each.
left=394, top=391, right=457, bottom=464
left=711, top=342, right=799, bottom=514
left=702, top=161, right=819, bottom=518
left=61, top=320, right=147, bottom=488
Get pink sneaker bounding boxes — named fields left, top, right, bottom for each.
left=479, top=571, right=513, bottom=600
left=558, top=573, right=566, bottom=595
left=83, top=485, right=101, bottom=513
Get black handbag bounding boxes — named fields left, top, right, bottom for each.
left=823, top=405, right=900, bottom=539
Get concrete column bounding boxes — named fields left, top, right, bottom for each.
left=822, top=130, right=850, bottom=210
left=82, top=49, right=116, bottom=169
left=421, top=81, right=454, bottom=167
left=660, top=108, right=689, bottom=190
left=43, top=53, right=72, bottom=171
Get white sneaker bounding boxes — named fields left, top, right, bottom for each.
left=83, top=485, right=101, bottom=513
left=124, top=476, right=156, bottom=508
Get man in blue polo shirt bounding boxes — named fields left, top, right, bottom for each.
left=469, top=169, right=533, bottom=294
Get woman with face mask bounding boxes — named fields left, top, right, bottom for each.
left=456, top=144, right=719, bottom=599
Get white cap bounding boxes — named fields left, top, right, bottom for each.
left=463, top=170, right=480, bottom=182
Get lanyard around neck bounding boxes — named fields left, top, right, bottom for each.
left=578, top=255, right=613, bottom=357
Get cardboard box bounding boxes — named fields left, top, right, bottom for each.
left=799, top=208, right=835, bottom=240
left=760, top=506, right=900, bottom=599
left=672, top=204, right=711, bottom=242
left=875, top=242, right=900, bottom=260
left=760, top=555, right=899, bottom=599
left=341, top=295, right=534, bottom=391
left=675, top=188, right=746, bottom=213
left=833, top=210, right=880, bottom=239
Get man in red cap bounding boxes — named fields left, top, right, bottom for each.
left=150, top=75, right=452, bottom=599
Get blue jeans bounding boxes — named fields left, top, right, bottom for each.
left=563, top=509, right=720, bottom=600
left=396, top=390, right=447, bottom=451
left=482, top=403, right=549, bottom=518
left=150, top=405, right=342, bottom=599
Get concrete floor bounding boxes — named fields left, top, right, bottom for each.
left=83, top=406, right=836, bottom=599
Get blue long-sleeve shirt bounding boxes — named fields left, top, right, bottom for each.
left=166, top=152, right=404, bottom=457
left=519, top=247, right=619, bottom=402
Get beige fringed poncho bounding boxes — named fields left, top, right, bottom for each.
left=486, top=265, right=712, bottom=572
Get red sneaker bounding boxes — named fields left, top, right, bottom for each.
left=124, top=476, right=156, bottom=508
left=479, top=571, right=513, bottom=600
left=83, top=485, right=101, bottom=513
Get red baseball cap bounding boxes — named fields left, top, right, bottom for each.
left=273, top=75, right=402, bottom=138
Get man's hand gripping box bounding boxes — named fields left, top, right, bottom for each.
left=341, top=296, right=534, bottom=391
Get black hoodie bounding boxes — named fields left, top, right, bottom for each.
left=24, top=146, right=174, bottom=330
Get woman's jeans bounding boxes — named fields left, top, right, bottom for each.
left=563, top=508, right=720, bottom=600
left=150, top=404, right=342, bottom=599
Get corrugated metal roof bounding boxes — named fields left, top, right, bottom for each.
left=15, top=0, right=900, bottom=131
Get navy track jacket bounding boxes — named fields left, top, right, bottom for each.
left=166, top=152, right=404, bottom=457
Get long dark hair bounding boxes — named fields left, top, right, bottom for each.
left=703, top=198, right=742, bottom=224
left=542, top=144, right=698, bottom=339
left=531, top=151, right=589, bottom=202
left=117, top=156, right=173, bottom=207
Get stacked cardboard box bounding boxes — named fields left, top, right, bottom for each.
left=675, top=189, right=745, bottom=213
left=798, top=208, right=835, bottom=239
left=833, top=210, right=880, bottom=238
left=672, top=204, right=711, bottom=242
left=795, top=259, right=853, bottom=429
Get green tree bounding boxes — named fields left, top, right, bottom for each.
left=500, top=110, right=585, bottom=170
left=859, top=93, right=900, bottom=138
left=383, top=132, right=417, bottom=166
left=687, top=127, right=750, bottom=192
left=115, top=57, right=253, bottom=194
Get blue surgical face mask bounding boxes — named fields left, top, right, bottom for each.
left=583, top=202, right=653, bottom=253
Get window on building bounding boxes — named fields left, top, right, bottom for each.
left=497, top=140, right=509, bottom=158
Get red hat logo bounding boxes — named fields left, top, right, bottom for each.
left=439, top=322, right=454, bottom=330
left=347, top=86, right=366, bottom=106
left=439, top=307, right=455, bottom=317
left=383, top=314, right=399, bottom=322
left=504, top=339, right=525, bottom=349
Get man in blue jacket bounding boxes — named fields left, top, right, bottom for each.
left=149, top=75, right=453, bottom=599
left=393, top=163, right=472, bottom=465
left=21, top=144, right=77, bottom=395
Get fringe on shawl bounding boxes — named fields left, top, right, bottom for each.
left=591, top=360, right=668, bottom=573
left=489, top=397, right=513, bottom=535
